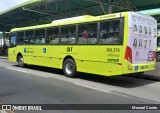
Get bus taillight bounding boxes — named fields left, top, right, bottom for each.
left=125, top=46, right=132, bottom=63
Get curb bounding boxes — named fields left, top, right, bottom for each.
left=0, top=57, right=8, bottom=60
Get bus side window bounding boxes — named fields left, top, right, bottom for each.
left=35, top=29, right=45, bottom=44
left=47, top=27, right=59, bottom=44
left=17, top=32, right=24, bottom=45
left=100, top=20, right=120, bottom=44
left=78, top=23, right=97, bottom=44
left=25, top=30, right=34, bottom=44
left=60, top=25, right=76, bottom=44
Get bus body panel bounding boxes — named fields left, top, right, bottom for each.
left=9, top=45, right=124, bottom=76
left=8, top=47, right=17, bottom=62
left=99, top=46, right=124, bottom=75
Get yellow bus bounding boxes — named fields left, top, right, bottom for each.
left=8, top=11, right=157, bottom=77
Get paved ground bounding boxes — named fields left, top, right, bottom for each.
left=0, top=54, right=7, bottom=60
left=0, top=60, right=160, bottom=113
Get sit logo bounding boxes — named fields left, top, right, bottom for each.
left=66, top=47, right=73, bottom=52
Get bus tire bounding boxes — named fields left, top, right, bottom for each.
left=63, top=58, right=77, bottom=78
left=156, top=53, right=160, bottom=62
left=18, top=55, right=25, bottom=68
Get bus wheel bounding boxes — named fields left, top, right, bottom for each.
left=18, top=55, right=25, bottom=68
left=156, top=53, right=160, bottom=62
left=63, top=58, right=77, bottom=78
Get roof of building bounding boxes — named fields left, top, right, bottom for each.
left=1, top=0, right=160, bottom=31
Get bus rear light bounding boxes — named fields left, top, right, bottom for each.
left=125, top=46, right=132, bottom=63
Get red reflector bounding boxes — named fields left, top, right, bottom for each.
left=125, top=46, right=132, bottom=63
left=128, top=66, right=132, bottom=70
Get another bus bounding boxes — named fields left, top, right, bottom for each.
left=0, top=32, right=10, bottom=54
left=8, top=11, right=157, bottom=77
left=156, top=34, right=160, bottom=61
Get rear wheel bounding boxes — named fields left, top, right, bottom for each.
left=63, top=58, right=77, bottom=78
left=18, top=55, right=25, bottom=68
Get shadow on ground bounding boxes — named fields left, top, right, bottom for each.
left=11, top=64, right=157, bottom=88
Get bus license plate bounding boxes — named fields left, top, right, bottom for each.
left=141, top=65, right=148, bottom=70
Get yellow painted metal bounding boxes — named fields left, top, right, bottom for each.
left=8, top=12, right=156, bottom=76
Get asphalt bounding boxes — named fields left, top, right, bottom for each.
left=0, top=54, right=159, bottom=81
left=0, top=63, right=160, bottom=113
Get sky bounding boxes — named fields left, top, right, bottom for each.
left=0, top=0, right=30, bottom=13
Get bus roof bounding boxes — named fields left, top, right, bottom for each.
left=51, top=15, right=94, bottom=23
left=10, top=11, right=155, bottom=32
left=10, top=12, right=123, bottom=32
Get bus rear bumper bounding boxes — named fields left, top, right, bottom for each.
left=124, top=62, right=156, bottom=74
